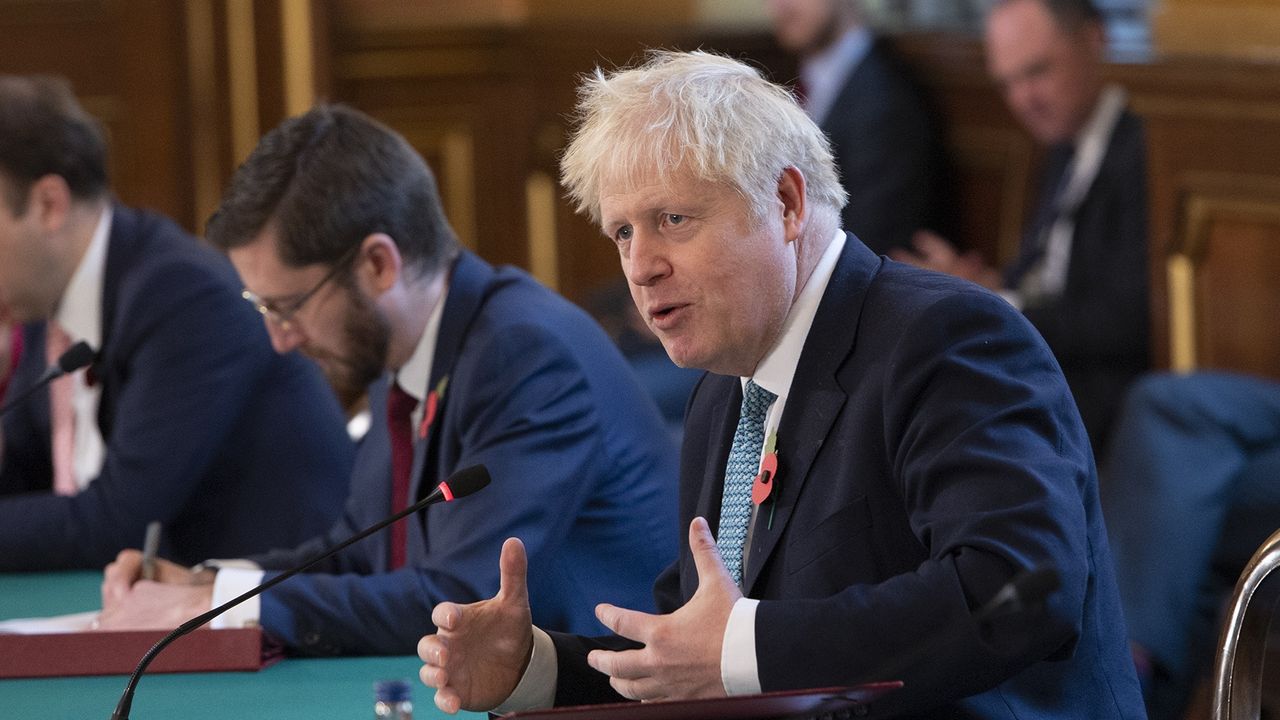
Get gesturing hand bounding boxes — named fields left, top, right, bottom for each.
left=418, top=537, right=534, bottom=714
left=587, top=517, right=743, bottom=702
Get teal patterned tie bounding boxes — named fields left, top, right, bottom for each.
left=717, top=380, right=776, bottom=585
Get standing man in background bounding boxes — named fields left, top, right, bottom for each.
left=0, top=75, right=354, bottom=569
left=768, top=0, right=949, bottom=254
left=100, top=104, right=678, bottom=657
left=895, top=0, right=1150, bottom=454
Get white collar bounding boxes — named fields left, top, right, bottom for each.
left=745, top=229, right=846, bottom=399
left=800, top=26, right=873, bottom=125
left=53, top=205, right=112, bottom=351
left=393, top=283, right=449, bottom=401
left=1058, top=84, right=1127, bottom=212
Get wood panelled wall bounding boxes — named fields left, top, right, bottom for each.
left=1117, top=59, right=1280, bottom=380
left=324, top=22, right=789, bottom=302
left=2, top=4, right=1278, bottom=377
left=0, top=1, right=194, bottom=226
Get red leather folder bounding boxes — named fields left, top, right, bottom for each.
left=0, top=627, right=273, bottom=678
left=503, top=682, right=903, bottom=719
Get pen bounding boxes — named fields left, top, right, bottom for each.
left=141, top=521, right=161, bottom=582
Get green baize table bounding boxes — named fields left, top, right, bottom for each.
left=0, top=571, right=485, bottom=719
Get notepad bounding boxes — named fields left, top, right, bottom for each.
left=0, top=610, right=99, bottom=634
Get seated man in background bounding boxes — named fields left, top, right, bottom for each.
left=768, top=0, right=949, bottom=254
left=1103, top=371, right=1280, bottom=720
left=99, top=104, right=678, bottom=656
left=893, top=0, right=1149, bottom=454
left=0, top=75, right=354, bottom=570
left=418, top=50, right=1144, bottom=718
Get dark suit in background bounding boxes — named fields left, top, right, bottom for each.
left=247, top=251, right=679, bottom=656
left=1012, top=110, right=1150, bottom=452
left=818, top=39, right=948, bottom=254
left=0, top=205, right=355, bottom=570
left=550, top=238, right=1144, bottom=718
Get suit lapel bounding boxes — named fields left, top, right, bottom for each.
left=95, top=204, right=138, bottom=437
left=696, top=377, right=742, bottom=535
left=742, top=237, right=882, bottom=595
left=406, top=251, right=494, bottom=502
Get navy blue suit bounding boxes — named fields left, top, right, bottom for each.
left=551, top=237, right=1145, bottom=718
left=0, top=205, right=355, bottom=570
left=821, top=39, right=949, bottom=254
left=248, top=251, right=679, bottom=656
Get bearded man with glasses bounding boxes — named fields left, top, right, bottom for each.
left=97, top=104, right=679, bottom=659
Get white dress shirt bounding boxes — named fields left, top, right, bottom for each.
left=52, top=205, right=111, bottom=490
left=499, top=231, right=848, bottom=711
left=209, top=284, right=448, bottom=629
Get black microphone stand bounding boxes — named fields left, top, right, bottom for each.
left=0, top=340, right=95, bottom=417
left=110, top=466, right=490, bottom=720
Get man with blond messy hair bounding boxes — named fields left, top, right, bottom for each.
left=418, top=51, right=1145, bottom=719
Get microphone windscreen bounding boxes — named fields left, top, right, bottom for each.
left=57, top=341, right=96, bottom=373
left=443, top=465, right=491, bottom=499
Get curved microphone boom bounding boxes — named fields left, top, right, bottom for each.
left=0, top=340, right=96, bottom=417
left=109, top=464, right=492, bottom=720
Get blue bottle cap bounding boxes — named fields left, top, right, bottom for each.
left=374, top=679, right=412, bottom=703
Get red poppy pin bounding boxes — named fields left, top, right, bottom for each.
left=752, top=431, right=780, bottom=506
left=418, top=375, right=450, bottom=439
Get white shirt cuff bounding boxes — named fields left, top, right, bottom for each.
left=721, top=597, right=761, bottom=695
left=493, top=626, right=558, bottom=713
left=208, top=564, right=265, bottom=630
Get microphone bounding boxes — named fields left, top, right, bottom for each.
left=974, top=565, right=1061, bottom=627
left=109, top=464, right=492, bottom=720
left=0, top=340, right=95, bottom=417
left=857, top=565, right=1062, bottom=700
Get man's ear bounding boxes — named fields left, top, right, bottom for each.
left=355, top=233, right=404, bottom=296
left=25, top=174, right=73, bottom=233
left=777, top=166, right=807, bottom=245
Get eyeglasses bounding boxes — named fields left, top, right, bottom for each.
left=241, top=243, right=361, bottom=334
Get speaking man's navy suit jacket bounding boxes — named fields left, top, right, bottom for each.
left=0, top=205, right=354, bottom=570
left=248, top=251, right=679, bottom=656
left=550, top=237, right=1145, bottom=718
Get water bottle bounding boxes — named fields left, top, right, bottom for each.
left=374, top=679, right=413, bottom=720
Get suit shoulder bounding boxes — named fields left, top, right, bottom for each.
left=111, top=207, right=239, bottom=295
left=869, top=260, right=1022, bottom=320
left=853, top=260, right=1053, bottom=361
left=472, top=267, right=613, bottom=348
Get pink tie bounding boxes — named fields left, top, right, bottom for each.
left=45, top=322, right=78, bottom=496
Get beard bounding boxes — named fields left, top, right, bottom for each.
left=306, top=285, right=391, bottom=413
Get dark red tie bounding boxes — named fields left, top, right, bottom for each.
left=386, top=382, right=417, bottom=570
